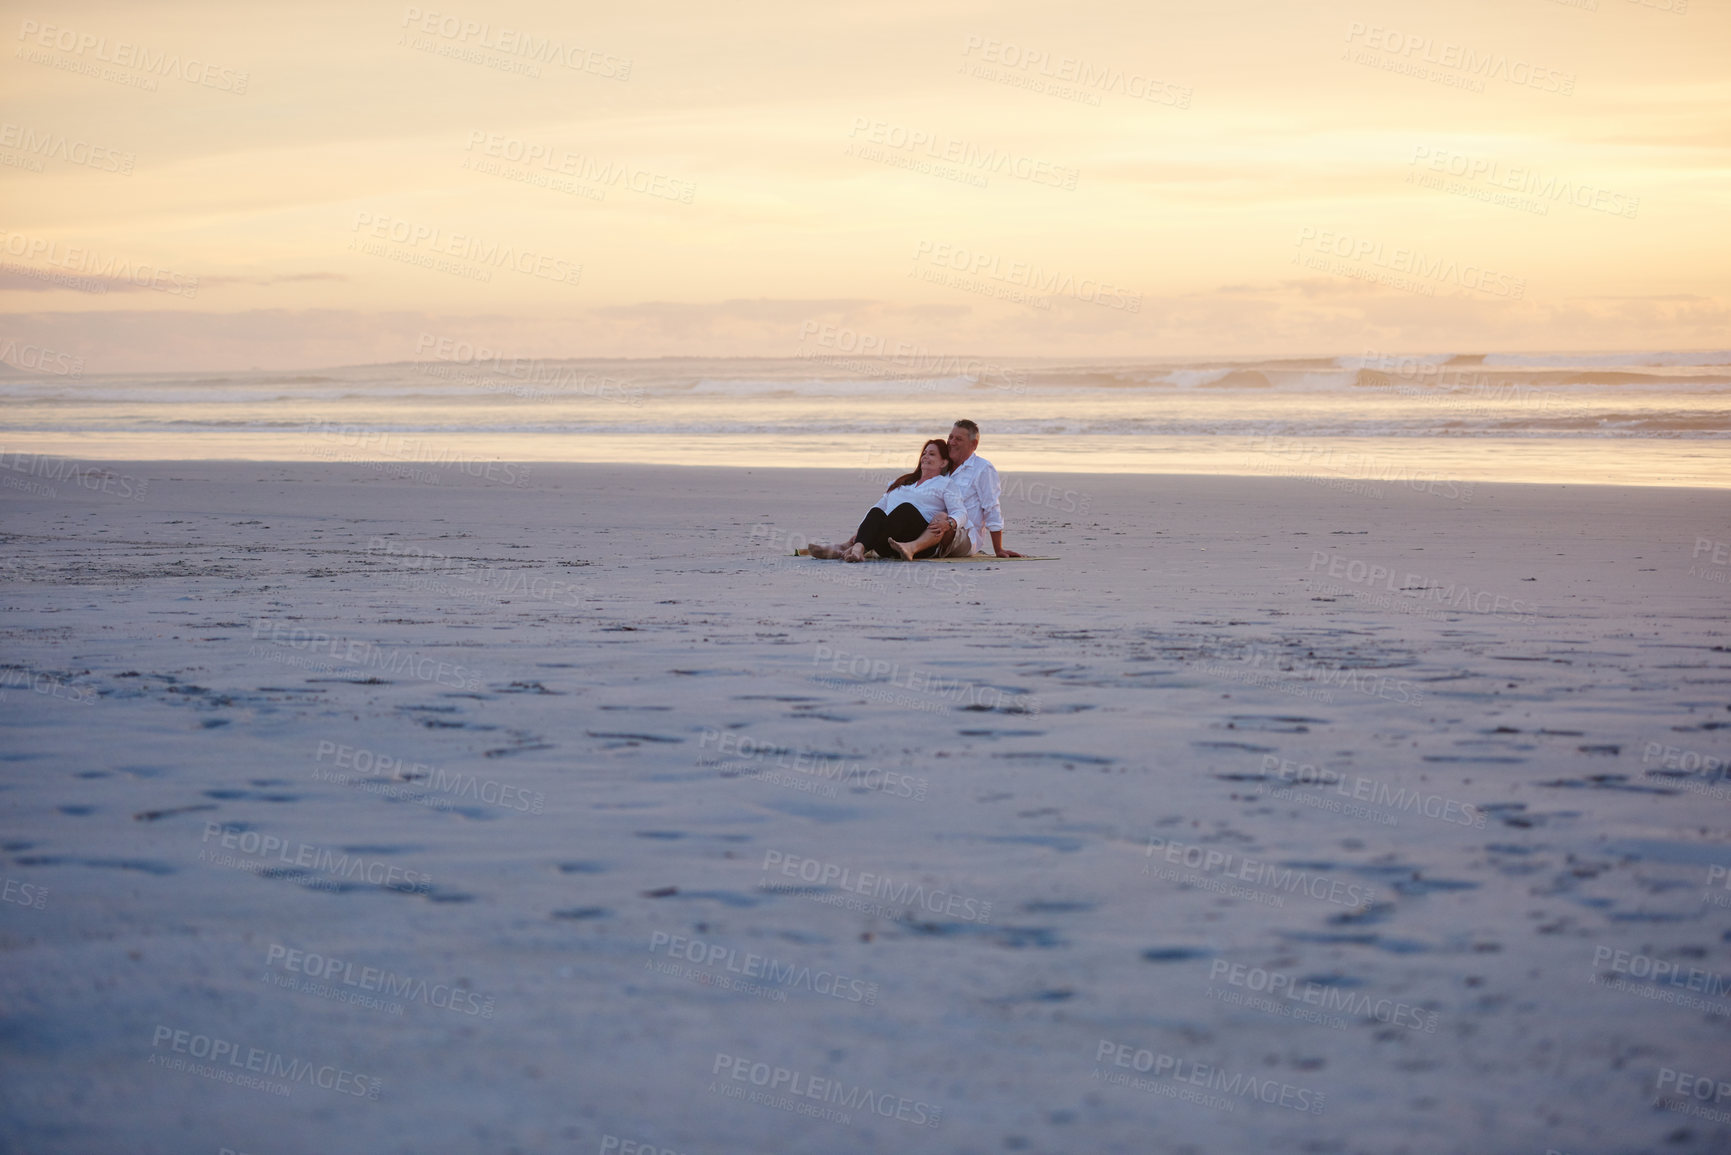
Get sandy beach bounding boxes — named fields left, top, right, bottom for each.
left=2, top=460, right=1728, bottom=1155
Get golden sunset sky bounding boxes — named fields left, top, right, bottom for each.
left=2, top=0, right=1726, bottom=371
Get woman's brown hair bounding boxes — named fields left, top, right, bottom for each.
left=888, top=439, right=952, bottom=491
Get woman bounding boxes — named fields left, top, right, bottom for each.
left=809, top=439, right=967, bottom=562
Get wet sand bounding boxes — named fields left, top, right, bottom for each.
left=1, top=460, right=1728, bottom=1154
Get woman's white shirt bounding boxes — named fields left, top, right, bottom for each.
left=874, top=473, right=968, bottom=525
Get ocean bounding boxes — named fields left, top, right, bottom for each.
left=3, top=349, right=1728, bottom=487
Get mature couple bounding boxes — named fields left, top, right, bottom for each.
left=809, top=420, right=1022, bottom=562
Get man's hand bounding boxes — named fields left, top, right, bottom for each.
left=994, top=548, right=1023, bottom=558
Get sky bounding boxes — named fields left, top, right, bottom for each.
left=1, top=0, right=1727, bottom=372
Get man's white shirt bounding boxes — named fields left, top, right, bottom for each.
left=947, top=453, right=1003, bottom=555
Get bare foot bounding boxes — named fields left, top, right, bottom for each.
left=807, top=542, right=843, bottom=559
left=888, top=538, right=917, bottom=561
left=843, top=543, right=866, bottom=563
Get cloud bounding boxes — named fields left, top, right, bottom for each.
left=0, top=268, right=350, bottom=295
left=198, top=272, right=352, bottom=287
left=0, top=268, right=140, bottom=295
left=3, top=282, right=1725, bottom=375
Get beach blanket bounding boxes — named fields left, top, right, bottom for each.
left=793, top=549, right=1057, bottom=561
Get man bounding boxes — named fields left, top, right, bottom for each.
left=931, top=419, right=1021, bottom=558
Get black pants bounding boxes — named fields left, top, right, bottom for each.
left=855, top=503, right=935, bottom=558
